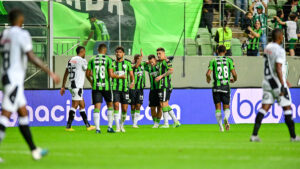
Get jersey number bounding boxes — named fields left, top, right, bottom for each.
left=68, top=66, right=76, bottom=80
left=96, top=65, right=106, bottom=80
left=264, top=55, right=271, bottom=76
left=217, top=66, right=229, bottom=79
left=0, top=45, right=10, bottom=71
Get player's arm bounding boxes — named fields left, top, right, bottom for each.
left=26, top=51, right=60, bottom=84
left=83, top=30, right=94, bottom=46
left=250, top=29, right=260, bottom=38
left=108, top=69, right=125, bottom=79
left=85, top=70, right=93, bottom=86
left=230, top=69, right=238, bottom=83
left=60, top=68, right=69, bottom=96
left=249, top=1, right=256, bottom=13
left=206, top=69, right=212, bottom=83
left=274, top=16, right=286, bottom=25
left=134, top=48, right=143, bottom=68
left=129, top=70, right=135, bottom=89
left=261, top=0, right=268, bottom=13
left=155, top=61, right=173, bottom=82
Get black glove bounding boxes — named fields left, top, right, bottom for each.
left=281, top=85, right=288, bottom=96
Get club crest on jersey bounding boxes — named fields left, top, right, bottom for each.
left=123, top=65, right=127, bottom=69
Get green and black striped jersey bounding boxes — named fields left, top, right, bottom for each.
left=132, top=62, right=146, bottom=90
left=145, top=63, right=159, bottom=90
left=208, top=56, right=235, bottom=87
left=112, top=59, right=133, bottom=92
left=87, top=54, right=112, bottom=91
left=157, top=59, right=172, bottom=89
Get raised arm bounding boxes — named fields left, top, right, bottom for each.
left=261, top=0, right=268, bottom=14
left=249, top=1, right=256, bottom=14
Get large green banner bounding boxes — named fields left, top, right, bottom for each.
left=0, top=0, right=202, bottom=56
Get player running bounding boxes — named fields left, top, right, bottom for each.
left=206, top=45, right=237, bottom=132
left=86, top=44, right=124, bottom=133
left=130, top=53, right=146, bottom=128
left=111, top=46, right=134, bottom=132
left=155, top=48, right=181, bottom=128
left=0, top=9, right=60, bottom=162
left=60, top=46, right=95, bottom=132
left=147, top=54, right=162, bottom=128
left=250, top=29, right=300, bottom=142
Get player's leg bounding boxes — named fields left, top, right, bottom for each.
left=131, top=105, right=136, bottom=125
left=120, top=103, right=129, bottom=132
left=223, top=104, right=230, bottom=131
left=92, top=90, right=103, bottom=133
left=133, top=104, right=141, bottom=128
left=159, top=89, right=170, bottom=128
left=79, top=99, right=95, bottom=131
left=65, top=100, right=79, bottom=131
left=213, top=91, right=223, bottom=131
left=251, top=90, right=274, bottom=142
left=103, top=90, right=115, bottom=132
left=18, top=106, right=48, bottom=160
left=150, top=106, right=157, bottom=127
left=129, top=89, right=136, bottom=123
left=156, top=105, right=162, bottom=126
left=113, top=91, right=121, bottom=132
left=279, top=88, right=299, bottom=141
left=165, top=89, right=180, bottom=127
left=0, top=110, right=11, bottom=162
left=149, top=90, right=158, bottom=127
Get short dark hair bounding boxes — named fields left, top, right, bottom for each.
left=134, top=54, right=141, bottom=62
left=76, top=46, right=85, bottom=55
left=98, top=43, right=107, bottom=51
left=271, top=28, right=283, bottom=41
left=217, top=45, right=226, bottom=53
left=8, top=9, right=24, bottom=25
left=156, top=47, right=165, bottom=52
left=276, top=9, right=283, bottom=17
left=246, top=11, right=252, bottom=16
left=115, top=46, right=125, bottom=53
left=148, top=54, right=156, bottom=60
left=289, top=13, right=297, bottom=21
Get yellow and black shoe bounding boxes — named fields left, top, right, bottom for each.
left=86, top=125, right=96, bottom=131
left=65, top=128, right=75, bottom=132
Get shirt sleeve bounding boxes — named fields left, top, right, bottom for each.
left=229, top=58, right=235, bottom=70
left=208, top=59, right=214, bottom=70
left=128, top=61, right=133, bottom=71
left=19, top=31, right=32, bottom=53
left=82, top=59, right=88, bottom=71
left=108, top=58, right=113, bottom=69
left=276, top=50, right=285, bottom=64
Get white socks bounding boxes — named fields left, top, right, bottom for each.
left=93, top=113, right=100, bottom=130
left=224, top=109, right=230, bottom=121
left=163, top=112, right=169, bottom=125
left=133, top=113, right=140, bottom=126
left=107, top=109, right=113, bottom=128
left=168, top=109, right=178, bottom=123
left=215, top=112, right=223, bottom=129
left=114, top=114, right=120, bottom=130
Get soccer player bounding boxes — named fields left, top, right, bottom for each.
left=0, top=9, right=60, bottom=161
left=112, top=46, right=134, bottom=132
left=60, top=46, right=95, bottom=131
left=250, top=29, right=300, bottom=142
left=155, top=48, right=181, bottom=128
left=147, top=55, right=162, bottom=128
left=86, top=44, right=124, bottom=133
left=206, top=45, right=237, bottom=132
left=129, top=53, right=146, bottom=128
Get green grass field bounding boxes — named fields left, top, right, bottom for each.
left=0, top=124, right=300, bottom=169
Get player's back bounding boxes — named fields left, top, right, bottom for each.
left=67, top=56, right=87, bottom=89
left=209, top=56, right=234, bottom=87
left=263, top=42, right=287, bottom=90
left=0, top=26, right=32, bottom=85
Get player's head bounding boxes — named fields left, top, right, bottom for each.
left=134, top=54, right=141, bottom=64
left=254, top=20, right=261, bottom=29
left=289, top=13, right=297, bottom=21
left=88, top=14, right=96, bottom=22
left=8, top=9, right=24, bottom=26
left=217, top=45, right=226, bottom=56
left=292, top=0, right=299, bottom=5
left=148, top=54, right=157, bottom=66
left=246, top=11, right=253, bottom=19
left=256, top=5, right=263, bottom=14
left=271, top=28, right=283, bottom=44
left=98, top=43, right=107, bottom=54
left=76, top=46, right=86, bottom=58
left=156, top=47, right=166, bottom=60
left=115, top=46, right=125, bottom=61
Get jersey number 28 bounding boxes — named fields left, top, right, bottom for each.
left=217, top=66, right=229, bottom=79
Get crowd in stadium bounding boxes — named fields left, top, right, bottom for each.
left=200, top=0, right=300, bottom=56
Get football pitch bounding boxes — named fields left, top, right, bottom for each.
left=0, top=124, right=300, bottom=169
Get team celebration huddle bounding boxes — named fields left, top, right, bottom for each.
left=60, top=44, right=181, bottom=133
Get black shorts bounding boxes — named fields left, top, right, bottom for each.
left=149, top=90, right=160, bottom=107
left=158, top=88, right=172, bottom=102
left=212, top=86, right=230, bottom=105
left=129, top=89, right=144, bottom=105
left=92, top=90, right=113, bottom=104
left=113, top=91, right=130, bottom=104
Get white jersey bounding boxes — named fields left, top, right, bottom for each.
left=0, top=26, right=32, bottom=86
left=262, top=42, right=288, bottom=91
left=67, top=56, right=87, bottom=89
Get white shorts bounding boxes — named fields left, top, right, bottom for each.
left=69, top=88, right=83, bottom=101
left=262, top=88, right=292, bottom=107
left=2, top=84, right=27, bottom=112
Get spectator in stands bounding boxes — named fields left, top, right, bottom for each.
left=214, top=21, right=232, bottom=56
left=84, top=14, right=111, bottom=55
left=274, top=13, right=300, bottom=56
left=251, top=0, right=269, bottom=15
left=283, top=0, right=300, bottom=21
left=234, top=0, right=248, bottom=27
left=242, top=12, right=253, bottom=34
left=271, top=9, right=284, bottom=29
left=247, top=20, right=262, bottom=56
left=250, top=3, right=267, bottom=54
left=200, top=0, right=214, bottom=34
